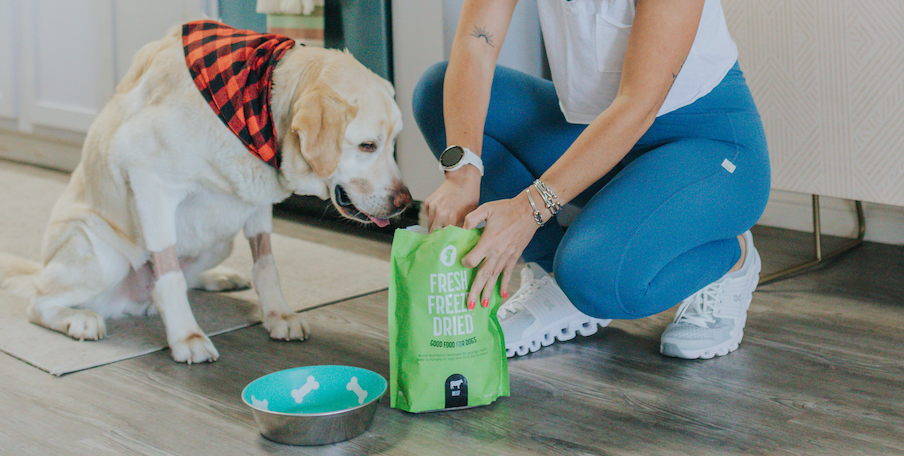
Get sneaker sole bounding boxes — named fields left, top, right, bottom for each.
left=660, top=246, right=761, bottom=360
left=660, top=330, right=743, bottom=359
left=507, top=317, right=612, bottom=357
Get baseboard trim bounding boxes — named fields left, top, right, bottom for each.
left=0, top=129, right=82, bottom=172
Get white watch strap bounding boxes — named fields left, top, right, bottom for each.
left=462, top=147, right=484, bottom=176
left=439, top=146, right=484, bottom=176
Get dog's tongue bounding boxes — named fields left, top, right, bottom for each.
left=368, top=216, right=390, bottom=228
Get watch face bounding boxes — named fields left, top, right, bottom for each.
left=440, top=146, right=464, bottom=168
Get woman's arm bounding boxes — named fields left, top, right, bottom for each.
left=462, top=0, right=706, bottom=307
left=535, top=0, right=704, bottom=207
left=423, top=0, right=519, bottom=232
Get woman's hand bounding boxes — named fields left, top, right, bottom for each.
left=424, top=166, right=481, bottom=232
left=461, top=190, right=540, bottom=309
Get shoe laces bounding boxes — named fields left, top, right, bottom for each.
left=497, top=274, right=542, bottom=320
left=672, top=279, right=724, bottom=328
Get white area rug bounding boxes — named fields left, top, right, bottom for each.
left=0, top=163, right=389, bottom=375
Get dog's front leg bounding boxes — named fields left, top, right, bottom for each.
left=151, top=246, right=218, bottom=362
left=131, top=172, right=218, bottom=363
left=246, top=208, right=310, bottom=341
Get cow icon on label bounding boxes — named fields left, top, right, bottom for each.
left=445, top=374, right=468, bottom=408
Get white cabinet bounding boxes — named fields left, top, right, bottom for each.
left=0, top=0, right=214, bottom=170
left=724, top=0, right=904, bottom=207
left=0, top=0, right=18, bottom=120
left=19, top=0, right=116, bottom=132
left=0, top=0, right=212, bottom=141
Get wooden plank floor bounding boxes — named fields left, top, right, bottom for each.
left=1, top=207, right=903, bottom=455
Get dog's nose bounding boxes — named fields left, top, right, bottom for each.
left=392, top=183, right=413, bottom=210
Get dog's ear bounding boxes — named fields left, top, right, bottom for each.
left=290, top=83, right=357, bottom=178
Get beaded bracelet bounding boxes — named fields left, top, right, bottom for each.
left=532, top=179, right=562, bottom=217
left=525, top=188, right=545, bottom=226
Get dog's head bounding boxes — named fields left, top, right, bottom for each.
left=280, top=48, right=411, bottom=227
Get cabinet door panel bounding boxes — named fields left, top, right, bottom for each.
left=0, top=0, right=17, bottom=120
left=21, top=0, right=115, bottom=132
left=724, top=0, right=904, bottom=206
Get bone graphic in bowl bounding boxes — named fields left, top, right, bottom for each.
left=291, top=376, right=320, bottom=403
left=347, top=377, right=368, bottom=404
left=251, top=395, right=269, bottom=410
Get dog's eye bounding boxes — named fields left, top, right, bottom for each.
left=358, top=142, right=378, bottom=153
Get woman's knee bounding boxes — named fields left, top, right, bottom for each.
left=553, top=244, right=624, bottom=319
left=553, top=238, right=658, bottom=320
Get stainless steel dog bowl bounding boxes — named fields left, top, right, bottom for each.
left=241, top=365, right=387, bottom=445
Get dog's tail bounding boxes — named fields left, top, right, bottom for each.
left=0, top=253, right=40, bottom=298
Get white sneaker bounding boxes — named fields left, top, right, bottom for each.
left=498, top=263, right=612, bottom=357
left=660, top=231, right=762, bottom=359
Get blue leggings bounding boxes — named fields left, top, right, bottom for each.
left=412, top=62, right=770, bottom=320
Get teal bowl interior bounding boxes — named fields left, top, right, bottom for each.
left=242, top=365, right=387, bottom=415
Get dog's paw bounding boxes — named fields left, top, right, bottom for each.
left=263, top=312, right=310, bottom=341
left=195, top=267, right=252, bottom=292
left=62, top=310, right=107, bottom=341
left=169, top=333, right=219, bottom=364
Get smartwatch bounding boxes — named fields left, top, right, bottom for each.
left=439, top=145, right=484, bottom=176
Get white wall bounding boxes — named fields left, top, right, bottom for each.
left=113, top=0, right=215, bottom=84
left=442, top=0, right=545, bottom=79
left=391, top=0, right=444, bottom=202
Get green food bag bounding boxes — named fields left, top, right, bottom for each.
left=389, top=225, right=510, bottom=413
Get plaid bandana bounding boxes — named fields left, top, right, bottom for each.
left=182, top=20, right=296, bottom=168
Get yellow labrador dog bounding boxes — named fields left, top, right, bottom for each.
left=0, top=23, right=410, bottom=363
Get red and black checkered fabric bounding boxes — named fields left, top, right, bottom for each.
left=183, top=20, right=296, bottom=168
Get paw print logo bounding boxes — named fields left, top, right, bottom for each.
left=440, top=245, right=457, bottom=267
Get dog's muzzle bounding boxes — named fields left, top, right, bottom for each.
left=335, top=185, right=354, bottom=208
left=333, top=184, right=396, bottom=228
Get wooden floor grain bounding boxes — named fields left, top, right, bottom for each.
left=1, top=213, right=903, bottom=455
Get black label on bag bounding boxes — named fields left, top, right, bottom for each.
left=445, top=374, right=468, bottom=408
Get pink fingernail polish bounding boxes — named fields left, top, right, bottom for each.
left=481, top=299, right=489, bottom=308
left=468, top=300, right=476, bottom=310
left=502, top=291, right=508, bottom=299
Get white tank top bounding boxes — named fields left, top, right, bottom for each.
left=536, top=0, right=738, bottom=124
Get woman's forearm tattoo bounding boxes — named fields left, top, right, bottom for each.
left=470, top=26, right=495, bottom=47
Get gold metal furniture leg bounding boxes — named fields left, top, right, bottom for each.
left=758, top=195, right=866, bottom=286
